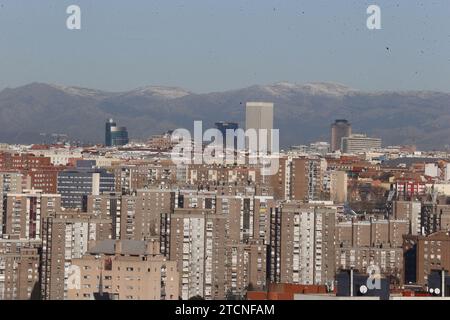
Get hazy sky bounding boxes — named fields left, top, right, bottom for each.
left=0, top=0, right=449, bottom=93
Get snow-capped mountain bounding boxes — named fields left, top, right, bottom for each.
left=257, top=82, right=358, bottom=97
left=1, top=81, right=450, bottom=149
left=127, top=86, right=192, bottom=99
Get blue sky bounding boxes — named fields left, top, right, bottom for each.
left=0, top=0, right=449, bottom=93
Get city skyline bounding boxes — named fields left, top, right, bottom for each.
left=2, top=0, right=450, bottom=307
left=0, top=87, right=450, bottom=301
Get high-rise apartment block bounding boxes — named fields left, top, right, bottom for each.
left=269, top=202, right=336, bottom=286
left=271, top=156, right=325, bottom=201
left=336, top=219, right=409, bottom=248
left=0, top=238, right=41, bottom=300
left=330, top=171, right=348, bottom=204
left=0, top=172, right=25, bottom=237
left=4, top=190, right=61, bottom=240
left=119, top=189, right=175, bottom=242
left=392, top=201, right=422, bottom=235
left=86, top=192, right=122, bottom=239
left=112, top=163, right=177, bottom=194
left=403, top=231, right=450, bottom=286
left=420, top=203, right=450, bottom=236
left=167, top=189, right=274, bottom=300
left=335, top=218, right=409, bottom=282
left=40, top=212, right=113, bottom=300
left=336, top=247, right=404, bottom=282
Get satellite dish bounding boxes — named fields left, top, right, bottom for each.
left=359, top=285, right=368, bottom=294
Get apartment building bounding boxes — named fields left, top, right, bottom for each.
left=86, top=192, right=122, bottom=239
left=4, top=190, right=61, bottom=240
left=119, top=189, right=175, bottom=242
left=169, top=207, right=218, bottom=300
left=336, top=246, right=403, bottom=283
left=225, top=241, right=267, bottom=299
left=67, top=239, right=179, bottom=300
left=404, top=231, right=450, bottom=286
left=330, top=171, right=348, bottom=204
left=269, top=202, right=336, bottom=286
left=168, top=189, right=274, bottom=300
left=335, top=218, right=409, bottom=284
left=186, top=164, right=262, bottom=186
left=421, top=203, right=450, bottom=235
left=336, top=218, right=409, bottom=248
left=271, top=156, right=325, bottom=201
left=0, top=238, right=41, bottom=300
left=392, top=200, right=421, bottom=235
left=113, top=163, right=177, bottom=194
left=0, top=172, right=26, bottom=237
left=40, top=211, right=113, bottom=300
left=0, top=153, right=64, bottom=194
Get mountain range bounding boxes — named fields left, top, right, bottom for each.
left=1, top=82, right=450, bottom=150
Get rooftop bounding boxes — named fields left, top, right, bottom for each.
left=89, top=240, right=149, bottom=256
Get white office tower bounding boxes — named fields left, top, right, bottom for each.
left=245, top=102, right=274, bottom=153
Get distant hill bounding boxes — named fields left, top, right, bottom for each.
left=1, top=82, right=450, bottom=149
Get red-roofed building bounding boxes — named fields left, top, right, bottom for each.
left=247, top=283, right=328, bottom=300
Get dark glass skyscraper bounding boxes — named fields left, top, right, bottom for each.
left=105, top=119, right=116, bottom=146
left=105, top=118, right=129, bottom=146
left=215, top=121, right=238, bottom=136
left=215, top=121, right=239, bottom=149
